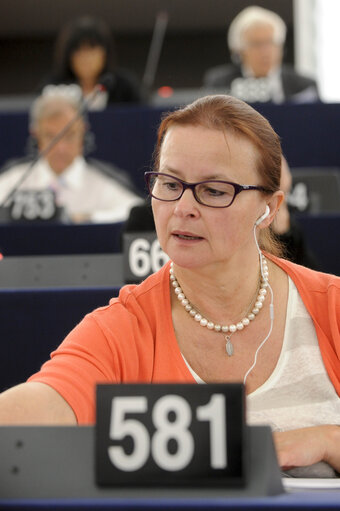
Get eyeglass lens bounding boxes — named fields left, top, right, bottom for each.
left=149, top=173, right=236, bottom=207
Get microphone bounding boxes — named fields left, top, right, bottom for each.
left=142, top=10, right=169, bottom=95
left=0, top=79, right=110, bottom=210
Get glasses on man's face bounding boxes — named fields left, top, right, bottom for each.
left=145, top=172, right=272, bottom=208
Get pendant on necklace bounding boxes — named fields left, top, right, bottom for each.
left=225, top=335, right=234, bottom=356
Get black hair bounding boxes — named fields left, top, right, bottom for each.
left=52, top=16, right=115, bottom=82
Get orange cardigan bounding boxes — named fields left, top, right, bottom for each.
left=29, top=258, right=340, bottom=424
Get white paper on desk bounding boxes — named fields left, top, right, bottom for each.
left=283, top=478, right=340, bottom=491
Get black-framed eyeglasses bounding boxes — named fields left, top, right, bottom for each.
left=145, top=172, right=273, bottom=208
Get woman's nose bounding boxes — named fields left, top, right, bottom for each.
left=173, top=188, right=199, bottom=216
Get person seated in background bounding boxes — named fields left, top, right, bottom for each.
left=203, top=6, right=319, bottom=104
left=273, top=156, right=319, bottom=270
left=0, top=95, right=339, bottom=477
left=123, top=156, right=319, bottom=271
left=43, top=16, right=143, bottom=109
left=0, top=85, right=142, bottom=223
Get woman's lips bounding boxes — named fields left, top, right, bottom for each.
left=172, top=231, right=204, bottom=241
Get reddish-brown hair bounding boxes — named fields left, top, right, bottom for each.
left=154, top=94, right=283, bottom=255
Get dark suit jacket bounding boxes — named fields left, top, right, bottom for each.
left=203, top=63, right=319, bottom=102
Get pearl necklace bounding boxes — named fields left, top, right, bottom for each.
left=170, top=256, right=269, bottom=356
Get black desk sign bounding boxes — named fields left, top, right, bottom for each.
left=0, top=189, right=67, bottom=223
left=96, top=383, right=245, bottom=488
left=123, top=232, right=169, bottom=283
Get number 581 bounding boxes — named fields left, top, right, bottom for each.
left=108, top=394, right=227, bottom=472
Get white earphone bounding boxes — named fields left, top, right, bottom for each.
left=245, top=203, right=274, bottom=385
left=255, top=205, right=270, bottom=226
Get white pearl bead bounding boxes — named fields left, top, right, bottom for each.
left=248, top=313, right=255, bottom=320
left=257, top=295, right=265, bottom=302
left=185, top=304, right=192, bottom=311
left=177, top=293, right=185, bottom=300
left=194, top=313, right=202, bottom=322
left=172, top=280, right=178, bottom=287
left=236, top=322, right=244, bottom=330
left=174, top=287, right=181, bottom=294
left=229, top=324, right=237, bottom=333
left=170, top=274, right=175, bottom=281
left=222, top=326, right=229, bottom=333
left=255, top=301, right=263, bottom=309
left=200, top=318, right=208, bottom=326
left=189, top=309, right=196, bottom=316
left=259, top=288, right=267, bottom=295
left=252, top=308, right=259, bottom=315
left=181, top=298, right=189, bottom=306
left=214, top=325, right=222, bottom=332
left=242, top=318, right=250, bottom=326
left=207, top=322, right=214, bottom=330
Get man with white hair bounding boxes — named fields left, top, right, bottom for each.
left=0, top=85, right=142, bottom=223
left=203, top=6, right=319, bottom=103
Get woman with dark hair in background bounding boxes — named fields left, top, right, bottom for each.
left=45, top=16, right=143, bottom=109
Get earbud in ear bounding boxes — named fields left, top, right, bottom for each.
left=255, top=205, right=270, bottom=226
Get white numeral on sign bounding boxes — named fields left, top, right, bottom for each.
left=150, top=239, right=169, bottom=272
left=128, top=238, right=169, bottom=277
left=197, top=394, right=227, bottom=469
left=108, top=396, right=149, bottom=471
left=128, top=239, right=151, bottom=277
left=152, top=395, right=194, bottom=471
left=108, top=394, right=227, bottom=472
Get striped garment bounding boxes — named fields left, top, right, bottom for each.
left=183, top=277, right=340, bottom=477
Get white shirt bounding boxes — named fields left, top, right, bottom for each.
left=183, top=277, right=339, bottom=431
left=0, top=156, right=142, bottom=223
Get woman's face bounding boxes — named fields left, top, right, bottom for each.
left=70, top=44, right=106, bottom=82
left=152, top=124, right=274, bottom=271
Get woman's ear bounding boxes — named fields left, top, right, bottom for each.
left=257, top=192, right=284, bottom=229
left=267, top=191, right=285, bottom=224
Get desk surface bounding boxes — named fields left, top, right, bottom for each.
left=0, top=426, right=339, bottom=509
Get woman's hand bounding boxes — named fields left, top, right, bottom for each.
left=273, top=425, right=340, bottom=472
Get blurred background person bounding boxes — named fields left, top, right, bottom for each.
left=43, top=16, right=143, bottom=109
left=203, top=6, right=319, bottom=104
left=272, top=156, right=319, bottom=270
left=0, top=85, right=142, bottom=223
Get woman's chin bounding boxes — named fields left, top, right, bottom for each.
left=169, top=252, right=209, bottom=270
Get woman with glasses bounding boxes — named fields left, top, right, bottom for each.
left=0, top=95, right=339, bottom=477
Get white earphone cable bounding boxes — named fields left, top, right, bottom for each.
left=243, top=223, right=275, bottom=385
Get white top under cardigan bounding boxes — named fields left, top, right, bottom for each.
left=183, top=277, right=340, bottom=430
left=183, top=277, right=340, bottom=477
